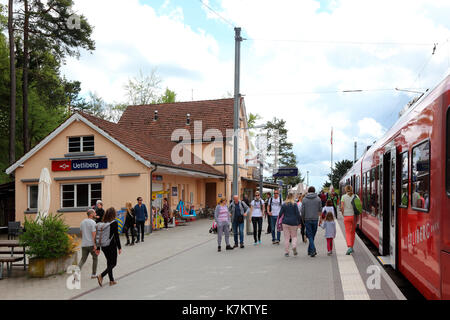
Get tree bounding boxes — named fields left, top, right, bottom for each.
left=16, top=0, right=95, bottom=153
left=247, top=112, right=262, bottom=129
left=124, top=69, right=162, bottom=105
left=156, top=87, right=176, bottom=104
left=264, top=117, right=304, bottom=187
left=328, top=159, right=354, bottom=189
left=8, top=0, right=16, bottom=165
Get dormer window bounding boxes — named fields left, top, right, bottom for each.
left=154, top=110, right=158, bottom=121
left=186, top=113, right=191, bottom=125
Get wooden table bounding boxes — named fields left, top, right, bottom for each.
left=0, top=240, right=27, bottom=279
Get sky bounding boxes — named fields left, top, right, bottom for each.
left=7, top=0, right=450, bottom=190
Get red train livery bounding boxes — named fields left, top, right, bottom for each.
left=339, top=75, right=450, bottom=300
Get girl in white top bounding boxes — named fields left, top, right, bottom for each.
left=250, top=192, right=265, bottom=245
left=340, top=185, right=357, bottom=255
left=320, top=199, right=336, bottom=224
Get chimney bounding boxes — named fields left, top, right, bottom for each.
left=186, top=113, right=191, bottom=125
left=153, top=110, right=158, bottom=121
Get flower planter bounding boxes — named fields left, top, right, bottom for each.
left=28, top=252, right=78, bottom=278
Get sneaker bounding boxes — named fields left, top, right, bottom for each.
left=218, top=246, right=221, bottom=252
left=276, top=240, right=280, bottom=245
left=226, top=245, right=233, bottom=250
left=284, top=253, right=289, bottom=257
left=254, top=242, right=258, bottom=246
left=135, top=240, right=140, bottom=244
left=272, top=240, right=276, bottom=244
left=293, top=248, right=298, bottom=256
left=240, top=244, right=245, bottom=248
left=258, top=241, right=262, bottom=244
left=311, top=252, right=317, bottom=257
left=327, top=251, right=332, bottom=256
left=346, top=248, right=352, bottom=255
left=130, top=242, right=135, bottom=246
left=91, top=274, right=97, bottom=279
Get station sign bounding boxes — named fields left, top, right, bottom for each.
left=273, top=167, right=298, bottom=177
left=52, top=158, right=108, bottom=171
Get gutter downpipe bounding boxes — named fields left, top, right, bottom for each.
left=150, top=164, right=158, bottom=234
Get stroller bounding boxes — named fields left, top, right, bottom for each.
left=209, top=221, right=218, bottom=234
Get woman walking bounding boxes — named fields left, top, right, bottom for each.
left=250, top=192, right=265, bottom=245
left=96, top=207, right=122, bottom=286
left=124, top=201, right=136, bottom=246
left=214, top=198, right=233, bottom=252
left=340, top=185, right=356, bottom=255
left=279, top=193, right=302, bottom=257
left=161, top=198, right=170, bottom=229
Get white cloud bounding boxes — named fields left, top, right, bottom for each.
left=358, top=117, right=385, bottom=139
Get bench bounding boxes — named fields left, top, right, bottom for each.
left=0, top=256, right=24, bottom=279
left=0, top=249, right=25, bottom=255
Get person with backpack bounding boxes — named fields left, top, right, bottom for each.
left=320, top=211, right=337, bottom=256
left=214, top=198, right=233, bottom=252
left=95, top=207, right=122, bottom=287
left=278, top=193, right=302, bottom=257
left=229, top=195, right=250, bottom=248
left=320, top=200, right=336, bottom=225
left=78, top=209, right=98, bottom=279
left=123, top=201, right=136, bottom=246
left=340, top=185, right=359, bottom=255
left=301, top=186, right=322, bottom=257
left=268, top=189, right=283, bottom=244
left=250, top=191, right=265, bottom=245
left=134, top=197, right=148, bottom=243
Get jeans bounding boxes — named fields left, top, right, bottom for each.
left=305, top=220, right=318, bottom=255
left=78, top=246, right=98, bottom=275
left=217, top=221, right=230, bottom=246
left=136, top=220, right=145, bottom=241
left=251, top=217, right=263, bottom=243
left=124, top=225, right=136, bottom=243
left=100, top=243, right=118, bottom=282
left=232, top=220, right=245, bottom=245
left=270, top=216, right=281, bottom=241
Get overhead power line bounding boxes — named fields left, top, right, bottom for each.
left=198, top=0, right=235, bottom=28
left=244, top=88, right=426, bottom=97
left=246, top=38, right=436, bottom=46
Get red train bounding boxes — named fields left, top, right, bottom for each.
left=339, top=75, right=450, bottom=300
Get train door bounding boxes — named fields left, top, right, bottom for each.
left=389, top=148, right=398, bottom=269
left=379, top=148, right=398, bottom=269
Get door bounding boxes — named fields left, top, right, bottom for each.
left=205, top=183, right=217, bottom=209
left=389, top=148, right=398, bottom=269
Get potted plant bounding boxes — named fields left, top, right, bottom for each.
left=20, top=214, right=80, bottom=278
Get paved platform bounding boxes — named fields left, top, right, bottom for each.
left=0, top=213, right=405, bottom=300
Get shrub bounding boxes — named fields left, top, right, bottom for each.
left=19, top=213, right=77, bottom=259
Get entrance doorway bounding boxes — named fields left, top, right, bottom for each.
left=205, top=183, right=217, bottom=209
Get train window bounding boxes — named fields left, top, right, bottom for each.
left=369, top=169, right=375, bottom=215
left=447, top=107, right=450, bottom=195
left=411, top=140, right=430, bottom=211
left=372, top=167, right=379, bottom=216
left=400, top=152, right=409, bottom=208
left=356, top=175, right=360, bottom=196
left=364, top=172, right=369, bottom=211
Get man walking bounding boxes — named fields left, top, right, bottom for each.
left=78, top=209, right=98, bottom=278
left=250, top=192, right=265, bottom=245
left=268, top=189, right=283, bottom=244
left=134, top=197, right=148, bottom=243
left=229, top=195, right=250, bottom=248
left=94, top=200, right=105, bottom=223
left=301, top=186, right=322, bottom=257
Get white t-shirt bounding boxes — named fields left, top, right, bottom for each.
left=271, top=197, right=282, bottom=216
left=251, top=199, right=264, bottom=217
left=322, top=206, right=335, bottom=216
left=80, top=218, right=96, bottom=247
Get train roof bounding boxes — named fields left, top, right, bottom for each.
left=339, top=74, right=450, bottom=184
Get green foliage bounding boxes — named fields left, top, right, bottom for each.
left=19, top=213, right=71, bottom=259
left=328, top=159, right=354, bottom=189
left=157, top=87, right=176, bottom=104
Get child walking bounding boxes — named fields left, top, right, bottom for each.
left=320, top=211, right=336, bottom=255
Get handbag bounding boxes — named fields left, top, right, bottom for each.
left=276, top=214, right=284, bottom=232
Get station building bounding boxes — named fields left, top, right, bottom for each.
left=6, top=98, right=276, bottom=230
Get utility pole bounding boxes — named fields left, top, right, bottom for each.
left=354, top=141, right=357, bottom=164
left=232, top=27, right=242, bottom=197
left=307, top=171, right=310, bottom=187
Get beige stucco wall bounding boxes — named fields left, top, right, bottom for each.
left=15, top=120, right=151, bottom=228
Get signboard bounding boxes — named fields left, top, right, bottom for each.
left=52, top=158, right=108, bottom=172
left=172, top=187, right=178, bottom=197
left=273, top=167, right=298, bottom=177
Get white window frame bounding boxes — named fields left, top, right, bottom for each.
left=68, top=135, right=95, bottom=153
left=214, top=147, right=223, bottom=165
left=60, top=182, right=102, bottom=209
left=28, top=185, right=38, bottom=210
